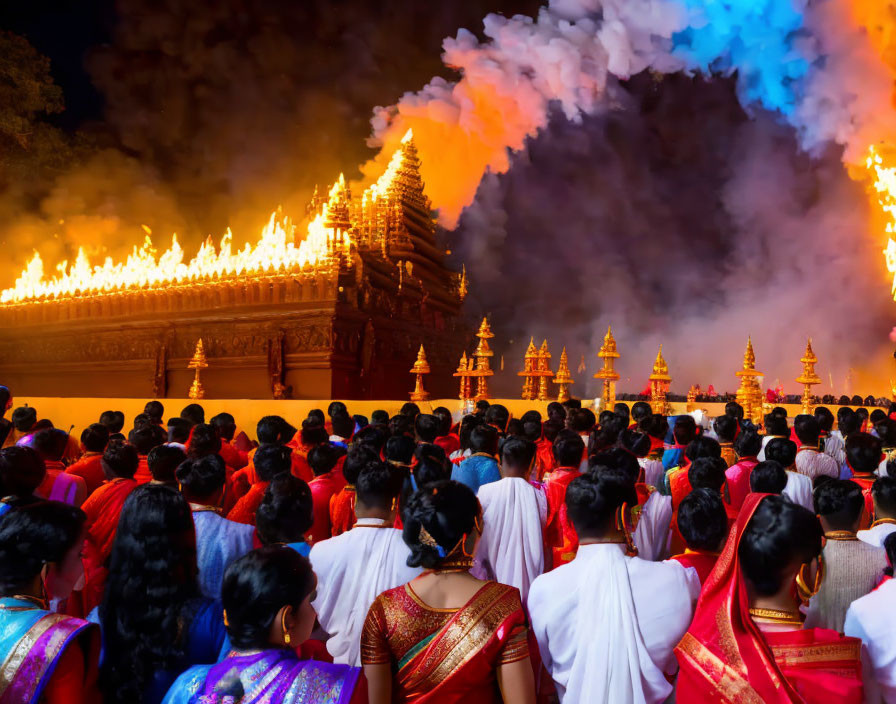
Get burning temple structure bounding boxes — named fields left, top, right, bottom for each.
left=0, top=132, right=468, bottom=399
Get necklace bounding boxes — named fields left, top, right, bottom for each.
left=579, top=538, right=627, bottom=546
left=189, top=502, right=222, bottom=514
left=748, top=607, right=804, bottom=625
left=824, top=530, right=858, bottom=541
left=872, top=518, right=896, bottom=528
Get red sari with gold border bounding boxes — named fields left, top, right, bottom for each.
left=361, top=581, right=529, bottom=703
left=674, top=493, right=864, bottom=703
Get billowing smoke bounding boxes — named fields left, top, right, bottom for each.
left=369, top=0, right=896, bottom=396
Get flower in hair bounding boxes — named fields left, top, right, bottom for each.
left=418, top=525, right=447, bottom=558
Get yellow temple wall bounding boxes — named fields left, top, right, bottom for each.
left=12, top=397, right=874, bottom=443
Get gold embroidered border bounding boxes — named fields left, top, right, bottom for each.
left=402, top=583, right=520, bottom=693
left=0, top=613, right=69, bottom=700
left=769, top=641, right=861, bottom=666
left=676, top=632, right=765, bottom=704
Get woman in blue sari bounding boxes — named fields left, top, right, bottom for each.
left=0, top=501, right=101, bottom=704
left=164, top=546, right=363, bottom=704
left=96, top=483, right=227, bottom=704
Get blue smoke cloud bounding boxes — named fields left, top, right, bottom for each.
left=671, top=0, right=810, bottom=117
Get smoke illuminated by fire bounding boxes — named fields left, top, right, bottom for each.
left=868, top=145, right=896, bottom=299
left=0, top=131, right=416, bottom=305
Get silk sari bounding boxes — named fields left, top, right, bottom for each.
left=329, top=486, right=357, bottom=537
left=674, top=493, right=864, bottom=703
left=361, top=581, right=529, bottom=703
left=0, top=597, right=100, bottom=704
left=162, top=648, right=360, bottom=704
left=543, top=467, right=581, bottom=567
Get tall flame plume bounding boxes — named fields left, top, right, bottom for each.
left=866, top=145, right=896, bottom=300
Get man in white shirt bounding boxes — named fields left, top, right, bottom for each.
left=310, top=460, right=422, bottom=666
left=472, top=436, right=547, bottom=600
left=844, top=532, right=896, bottom=704
left=794, top=414, right=839, bottom=481
left=528, top=469, right=697, bottom=704
left=816, top=407, right=846, bottom=470
left=858, top=476, right=896, bottom=548
left=765, top=437, right=814, bottom=511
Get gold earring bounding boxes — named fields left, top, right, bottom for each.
left=281, top=609, right=291, bottom=646
left=223, top=610, right=230, bottom=627
left=796, top=555, right=825, bottom=603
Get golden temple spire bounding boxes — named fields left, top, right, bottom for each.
left=409, top=345, right=431, bottom=402
left=536, top=339, right=554, bottom=401
left=594, top=325, right=621, bottom=409
left=735, top=336, right=764, bottom=425
left=188, top=338, right=208, bottom=399
left=454, top=351, right=472, bottom=402
left=519, top=337, right=539, bottom=401
left=553, top=346, right=574, bottom=403
left=795, top=338, right=821, bottom=414
left=648, top=345, right=672, bottom=414
left=471, top=317, right=495, bottom=401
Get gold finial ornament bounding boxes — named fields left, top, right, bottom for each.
left=553, top=347, right=574, bottom=403
left=536, top=340, right=554, bottom=402
left=735, top=337, right=764, bottom=425
left=458, top=265, right=468, bottom=302
left=188, top=338, right=209, bottom=399
left=409, top=345, right=431, bottom=402
left=795, top=338, right=821, bottom=415
left=686, top=385, right=699, bottom=413
left=454, top=351, right=473, bottom=402
left=594, top=326, right=621, bottom=409
left=648, top=345, right=672, bottom=414
left=518, top=338, right=539, bottom=400
left=471, top=317, right=495, bottom=401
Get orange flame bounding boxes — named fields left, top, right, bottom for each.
left=865, top=145, right=896, bottom=299
left=0, top=130, right=415, bottom=305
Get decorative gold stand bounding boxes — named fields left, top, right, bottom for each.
left=409, top=345, right=431, bottom=402
left=471, top=318, right=495, bottom=401
left=594, top=326, right=620, bottom=410
left=519, top=338, right=539, bottom=401
left=735, top=337, right=764, bottom=425
left=553, top=347, right=574, bottom=403
left=795, top=339, right=821, bottom=415
left=536, top=340, right=554, bottom=402
left=188, top=339, right=208, bottom=400
left=649, top=345, right=672, bottom=414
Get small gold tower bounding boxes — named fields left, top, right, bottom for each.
left=454, top=351, right=473, bottom=402
left=686, top=385, right=699, bottom=413
left=472, top=317, right=495, bottom=401
left=594, top=326, right=621, bottom=409
left=188, top=338, right=208, bottom=400
left=649, top=345, right=672, bottom=414
left=409, top=345, right=431, bottom=402
left=553, top=347, right=574, bottom=403
left=795, top=338, right=821, bottom=415
left=518, top=338, right=539, bottom=401
left=735, top=337, right=764, bottom=425
left=536, top=340, right=554, bottom=402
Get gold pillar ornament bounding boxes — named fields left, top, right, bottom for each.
left=188, top=338, right=208, bottom=400
left=409, top=345, right=431, bottom=402
left=594, top=326, right=620, bottom=409
left=536, top=340, right=554, bottom=402
left=648, top=345, right=672, bottom=414
left=454, top=352, right=473, bottom=402
left=686, top=385, right=699, bottom=413
left=735, top=337, right=764, bottom=425
left=518, top=338, right=539, bottom=401
left=471, top=317, right=495, bottom=401
left=795, top=338, right=821, bottom=415
left=553, top=346, right=574, bottom=403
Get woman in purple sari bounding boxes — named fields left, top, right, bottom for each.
left=0, top=501, right=101, bottom=704
left=163, top=545, right=363, bottom=704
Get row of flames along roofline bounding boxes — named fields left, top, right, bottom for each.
left=407, top=320, right=825, bottom=425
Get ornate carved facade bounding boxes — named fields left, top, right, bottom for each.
left=0, top=136, right=466, bottom=399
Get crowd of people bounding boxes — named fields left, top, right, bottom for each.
left=2, top=382, right=896, bottom=703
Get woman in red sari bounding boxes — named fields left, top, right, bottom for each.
left=361, top=480, right=535, bottom=704
left=675, top=493, right=864, bottom=703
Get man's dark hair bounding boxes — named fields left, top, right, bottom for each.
left=765, top=438, right=797, bottom=468
left=32, top=428, right=68, bottom=462
left=484, top=404, right=510, bottom=432
left=400, top=402, right=420, bottom=419
left=845, top=433, right=883, bottom=475
left=253, top=444, right=293, bottom=482
left=99, top=410, right=125, bottom=433
left=640, top=414, right=668, bottom=441
left=331, top=412, right=354, bottom=440
left=469, top=425, right=499, bottom=456
left=872, top=476, right=896, bottom=518
left=144, top=400, right=164, bottom=423
left=147, top=445, right=186, bottom=483
left=415, top=414, right=439, bottom=444
left=175, top=454, right=226, bottom=499
left=356, top=461, right=404, bottom=511
left=371, top=410, right=390, bottom=426
left=500, top=437, right=536, bottom=472
left=432, top=407, right=453, bottom=437
left=308, top=443, right=341, bottom=477
left=673, top=416, right=698, bottom=446
left=713, top=415, right=738, bottom=443
left=813, top=479, right=865, bottom=530
left=613, top=403, right=630, bottom=423
left=568, top=408, right=596, bottom=434
left=630, top=402, right=652, bottom=424
left=102, top=443, right=139, bottom=480
left=129, top=425, right=166, bottom=456
left=11, top=406, right=37, bottom=432
left=179, top=403, right=205, bottom=426
left=81, top=423, right=110, bottom=453
left=814, top=407, right=835, bottom=433
left=385, top=434, right=416, bottom=465
left=749, top=460, right=788, bottom=494
left=0, top=446, right=45, bottom=498
left=763, top=413, right=789, bottom=438
left=725, top=402, right=744, bottom=420
left=167, top=417, right=191, bottom=444
left=837, top=410, right=862, bottom=437
left=794, top=415, right=821, bottom=446
left=132, top=413, right=152, bottom=430
left=210, top=413, right=237, bottom=442
left=553, top=430, right=585, bottom=468
left=688, top=457, right=728, bottom=492
left=677, top=488, right=728, bottom=552
left=734, top=428, right=762, bottom=459
left=546, top=402, right=567, bottom=424
left=257, top=416, right=289, bottom=445
left=685, top=436, right=722, bottom=463
left=542, top=419, right=562, bottom=443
